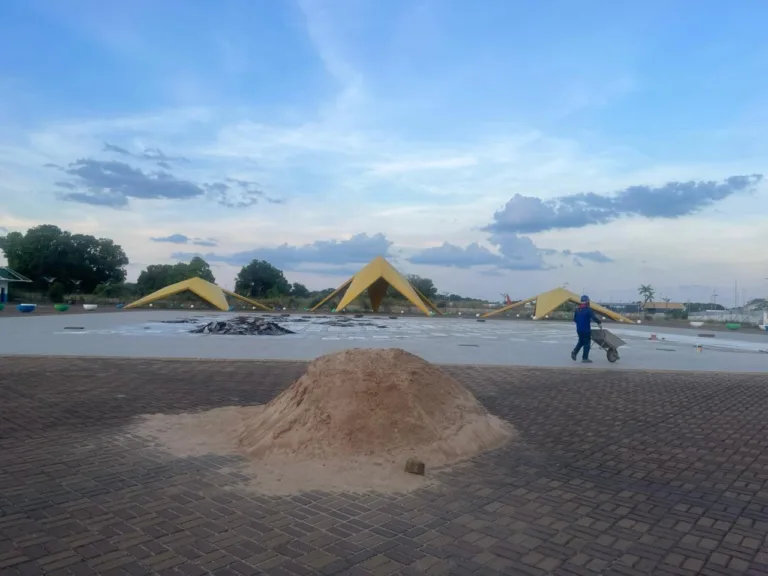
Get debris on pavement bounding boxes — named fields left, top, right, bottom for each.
left=190, top=317, right=295, bottom=336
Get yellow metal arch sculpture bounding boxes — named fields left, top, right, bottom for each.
left=221, top=288, right=272, bottom=310
left=124, top=277, right=271, bottom=311
left=482, top=287, right=633, bottom=323
left=310, top=256, right=441, bottom=317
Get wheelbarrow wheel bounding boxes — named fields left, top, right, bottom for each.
left=606, top=349, right=619, bottom=363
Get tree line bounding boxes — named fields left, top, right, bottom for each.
left=1, top=225, right=128, bottom=301
left=0, top=224, right=459, bottom=306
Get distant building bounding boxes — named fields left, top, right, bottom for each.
left=0, top=267, right=32, bottom=303
left=642, top=301, right=686, bottom=314
left=598, top=302, right=642, bottom=313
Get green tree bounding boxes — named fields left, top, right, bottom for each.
left=638, top=284, right=655, bottom=303
left=408, top=275, right=438, bottom=300
left=186, top=256, right=215, bottom=283
left=0, top=225, right=128, bottom=292
left=94, top=281, right=139, bottom=300
left=291, top=282, right=310, bottom=298
left=136, top=257, right=216, bottom=295
left=136, top=265, right=175, bottom=294
left=235, top=260, right=290, bottom=298
left=687, top=301, right=725, bottom=312
left=308, top=288, right=335, bottom=308
left=48, top=282, right=66, bottom=303
left=266, top=286, right=282, bottom=299
left=389, top=275, right=438, bottom=300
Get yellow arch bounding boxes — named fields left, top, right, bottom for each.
left=310, top=277, right=353, bottom=312
left=310, top=256, right=440, bottom=317
left=124, top=277, right=271, bottom=311
left=482, top=287, right=633, bottom=323
left=222, top=288, right=272, bottom=310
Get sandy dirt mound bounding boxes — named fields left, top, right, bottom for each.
left=238, top=348, right=513, bottom=465
left=135, top=348, right=515, bottom=494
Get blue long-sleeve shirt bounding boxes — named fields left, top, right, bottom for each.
left=574, top=306, right=601, bottom=334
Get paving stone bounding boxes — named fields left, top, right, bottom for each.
left=682, top=557, right=704, bottom=572
left=2, top=358, right=768, bottom=575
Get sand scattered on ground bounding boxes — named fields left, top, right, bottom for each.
left=134, top=348, right=515, bottom=494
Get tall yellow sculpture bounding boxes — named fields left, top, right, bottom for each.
left=124, top=277, right=271, bottom=311
left=311, top=256, right=441, bottom=316
left=482, top=286, right=633, bottom=323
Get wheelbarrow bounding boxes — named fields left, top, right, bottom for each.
left=591, top=327, right=625, bottom=363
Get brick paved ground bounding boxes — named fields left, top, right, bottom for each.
left=1, top=358, right=767, bottom=576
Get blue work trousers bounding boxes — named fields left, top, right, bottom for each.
left=573, top=331, right=591, bottom=360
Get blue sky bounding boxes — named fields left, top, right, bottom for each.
left=1, top=0, right=766, bottom=305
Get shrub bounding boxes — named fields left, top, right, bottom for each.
left=665, top=309, right=689, bottom=320
left=48, top=282, right=66, bottom=303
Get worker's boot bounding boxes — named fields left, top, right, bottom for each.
left=582, top=358, right=593, bottom=363
left=571, top=350, right=577, bottom=361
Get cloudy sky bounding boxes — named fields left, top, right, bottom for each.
left=1, top=0, right=766, bottom=305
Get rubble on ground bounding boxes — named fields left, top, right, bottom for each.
left=157, top=313, right=388, bottom=330
left=190, top=316, right=295, bottom=336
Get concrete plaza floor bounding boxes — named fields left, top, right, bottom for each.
left=2, top=310, right=767, bottom=372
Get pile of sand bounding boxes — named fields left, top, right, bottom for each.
left=135, top=349, right=514, bottom=494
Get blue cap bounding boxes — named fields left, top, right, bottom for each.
left=580, top=295, right=590, bottom=303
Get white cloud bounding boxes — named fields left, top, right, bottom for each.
left=2, top=101, right=766, bottom=300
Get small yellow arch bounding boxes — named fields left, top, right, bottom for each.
left=482, top=287, right=633, bottom=323
left=124, top=277, right=271, bottom=311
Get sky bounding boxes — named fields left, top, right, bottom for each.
left=1, top=0, right=767, bottom=306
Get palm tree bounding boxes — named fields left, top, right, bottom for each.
left=638, top=285, right=655, bottom=313
left=638, top=284, right=655, bottom=302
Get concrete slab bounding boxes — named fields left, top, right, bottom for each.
left=2, top=311, right=767, bottom=372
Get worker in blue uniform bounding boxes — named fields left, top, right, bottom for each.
left=571, top=295, right=601, bottom=363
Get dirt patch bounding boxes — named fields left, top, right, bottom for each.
left=133, top=348, right=515, bottom=494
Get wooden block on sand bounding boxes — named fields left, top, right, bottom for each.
left=405, top=458, right=425, bottom=476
